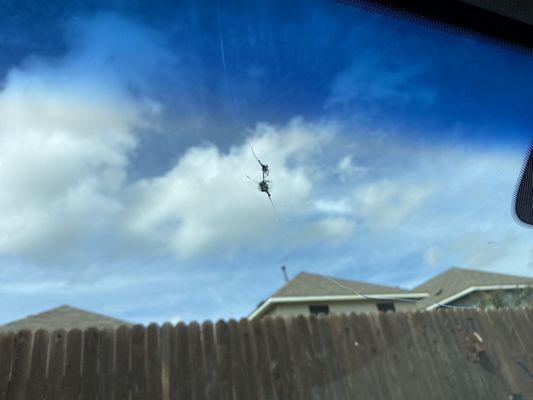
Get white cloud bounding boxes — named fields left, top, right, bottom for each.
left=315, top=217, right=356, bottom=240
left=0, top=18, right=348, bottom=266
left=314, top=198, right=352, bottom=215
left=122, top=118, right=335, bottom=258
left=353, top=180, right=433, bottom=231
left=337, top=155, right=369, bottom=181
left=423, top=247, right=442, bottom=267
left=0, top=67, right=148, bottom=258
left=0, top=14, right=169, bottom=260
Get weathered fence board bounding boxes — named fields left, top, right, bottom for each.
left=8, top=330, right=33, bottom=400
left=215, top=320, right=232, bottom=400
left=25, top=329, right=48, bottom=399
left=0, top=309, right=530, bottom=399
left=188, top=322, right=205, bottom=400
left=0, top=333, right=14, bottom=400
left=81, top=327, right=100, bottom=400
left=114, top=325, right=131, bottom=400
left=201, top=321, right=218, bottom=400
left=228, top=319, right=247, bottom=400
left=131, top=325, right=147, bottom=400
left=237, top=319, right=261, bottom=400
left=175, top=322, right=191, bottom=400
left=146, top=324, right=162, bottom=400
left=46, top=329, right=67, bottom=400
left=98, top=328, right=115, bottom=400
left=63, top=329, right=83, bottom=400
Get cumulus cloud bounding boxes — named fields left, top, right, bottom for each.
left=0, top=14, right=346, bottom=267
left=0, top=13, right=183, bottom=261
left=314, top=217, right=356, bottom=240
left=1, top=10, right=532, bottom=290
left=353, top=180, right=433, bottom=231
left=423, top=247, right=442, bottom=267
left=314, top=199, right=352, bottom=215
left=0, top=14, right=168, bottom=260
left=336, top=155, right=369, bottom=181
left=122, top=118, right=336, bottom=258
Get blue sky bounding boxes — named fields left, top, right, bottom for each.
left=0, top=0, right=533, bottom=324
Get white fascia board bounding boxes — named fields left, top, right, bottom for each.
left=248, top=292, right=429, bottom=320
left=425, top=284, right=532, bottom=311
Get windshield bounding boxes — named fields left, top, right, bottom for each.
left=0, top=1, right=532, bottom=397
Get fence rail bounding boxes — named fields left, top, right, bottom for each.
left=0, top=309, right=532, bottom=399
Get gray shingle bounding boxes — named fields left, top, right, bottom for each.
left=272, top=271, right=417, bottom=298
left=414, top=267, right=533, bottom=309
left=0, top=305, right=132, bottom=332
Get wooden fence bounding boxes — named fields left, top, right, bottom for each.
left=0, top=309, right=532, bottom=399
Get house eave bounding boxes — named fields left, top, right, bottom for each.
left=248, top=292, right=429, bottom=320
left=425, top=284, right=532, bottom=311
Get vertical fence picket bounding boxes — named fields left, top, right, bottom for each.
left=274, top=317, right=301, bottom=400
left=146, top=324, right=162, bottom=400
left=296, top=315, right=324, bottom=400
left=25, top=329, right=49, bottom=400
left=175, top=322, right=191, bottom=400
left=228, top=320, right=247, bottom=400
left=167, top=324, right=177, bottom=400
left=45, top=329, right=66, bottom=400
left=98, top=328, right=115, bottom=400
left=287, top=316, right=312, bottom=400
left=63, top=329, right=83, bottom=400
left=7, top=330, right=32, bottom=400
left=461, top=309, right=503, bottom=396
left=80, top=327, right=99, bottom=400
left=365, top=313, right=396, bottom=400
left=237, top=319, right=261, bottom=400
left=327, top=315, right=353, bottom=398
left=215, top=320, right=232, bottom=400
left=188, top=322, right=205, bottom=400
left=316, top=316, right=347, bottom=400
left=114, top=325, right=131, bottom=400
left=264, top=317, right=287, bottom=400
left=0, top=333, right=15, bottom=400
left=160, top=323, right=173, bottom=400
left=251, top=318, right=275, bottom=400
left=429, top=311, right=477, bottom=399
left=201, top=321, right=218, bottom=400
left=131, top=325, right=147, bottom=400
left=409, top=312, right=450, bottom=398
left=344, top=314, right=380, bottom=399
left=308, top=315, right=332, bottom=400
left=387, top=312, right=425, bottom=400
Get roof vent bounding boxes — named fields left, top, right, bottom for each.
left=281, top=265, right=289, bottom=282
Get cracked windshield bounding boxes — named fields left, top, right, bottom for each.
left=1, top=0, right=533, bottom=398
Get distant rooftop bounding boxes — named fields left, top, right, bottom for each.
left=414, top=267, right=533, bottom=309
left=272, top=271, right=418, bottom=298
left=0, top=305, right=132, bottom=332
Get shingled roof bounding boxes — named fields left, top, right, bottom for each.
left=272, top=271, right=416, bottom=297
left=414, top=267, right=533, bottom=309
left=0, top=305, right=132, bottom=332
left=249, top=271, right=428, bottom=319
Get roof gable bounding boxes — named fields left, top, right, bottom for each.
left=0, top=305, right=132, bottom=332
left=272, top=271, right=417, bottom=298
left=414, top=267, right=533, bottom=308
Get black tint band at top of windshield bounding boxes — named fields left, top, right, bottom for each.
left=332, top=0, right=533, bottom=56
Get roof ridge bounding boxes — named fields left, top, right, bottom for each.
left=270, top=269, right=417, bottom=299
